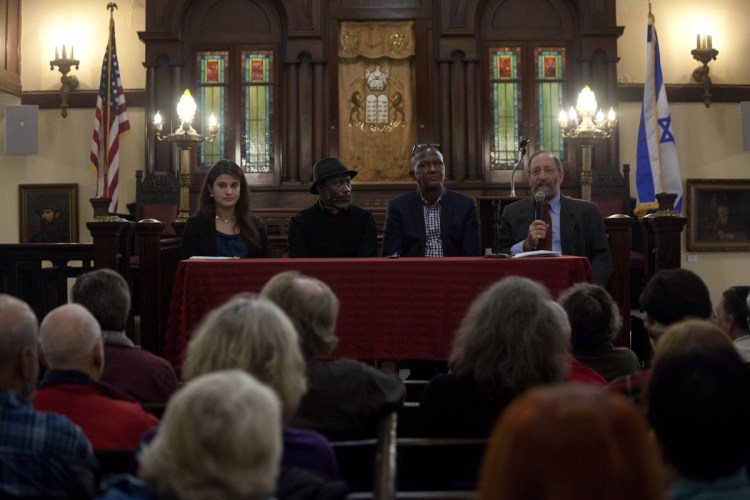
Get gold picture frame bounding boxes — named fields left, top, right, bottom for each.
left=686, top=179, right=750, bottom=252
left=19, top=184, right=79, bottom=243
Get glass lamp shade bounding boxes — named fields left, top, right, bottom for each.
left=176, top=89, right=197, bottom=127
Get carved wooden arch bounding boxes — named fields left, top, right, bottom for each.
left=478, top=0, right=577, bottom=40
left=182, top=0, right=283, bottom=44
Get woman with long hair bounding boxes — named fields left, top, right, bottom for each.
left=181, top=159, right=269, bottom=258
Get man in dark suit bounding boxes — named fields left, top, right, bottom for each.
left=497, top=150, right=612, bottom=286
left=383, top=144, right=481, bottom=257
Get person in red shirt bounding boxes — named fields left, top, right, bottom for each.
left=32, top=303, right=158, bottom=449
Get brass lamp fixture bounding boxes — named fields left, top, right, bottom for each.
left=558, top=86, right=617, bottom=201
left=691, top=34, right=719, bottom=108
left=153, top=89, right=219, bottom=222
left=50, top=45, right=80, bottom=118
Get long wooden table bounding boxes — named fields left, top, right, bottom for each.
left=164, top=256, right=593, bottom=371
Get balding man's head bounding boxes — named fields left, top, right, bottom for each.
left=40, top=304, right=103, bottom=379
left=0, top=294, right=40, bottom=398
left=261, top=270, right=340, bottom=358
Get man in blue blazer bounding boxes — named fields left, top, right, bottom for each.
left=383, top=144, right=481, bottom=257
left=497, top=150, right=613, bottom=286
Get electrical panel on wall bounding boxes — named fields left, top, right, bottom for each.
left=5, top=105, right=38, bottom=155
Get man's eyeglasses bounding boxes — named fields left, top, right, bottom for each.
left=411, top=143, right=441, bottom=155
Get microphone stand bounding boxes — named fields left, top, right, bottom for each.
left=509, top=137, right=529, bottom=197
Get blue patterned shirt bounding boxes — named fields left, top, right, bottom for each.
left=0, top=388, right=97, bottom=498
left=421, top=190, right=444, bottom=257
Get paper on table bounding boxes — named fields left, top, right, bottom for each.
left=188, top=256, right=240, bottom=260
left=512, top=250, right=561, bottom=258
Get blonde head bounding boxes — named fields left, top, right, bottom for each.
left=182, top=295, right=307, bottom=421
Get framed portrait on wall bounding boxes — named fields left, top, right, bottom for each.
left=686, top=179, right=750, bottom=252
left=18, top=184, right=79, bottom=243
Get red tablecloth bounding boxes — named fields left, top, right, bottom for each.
left=164, top=256, right=593, bottom=371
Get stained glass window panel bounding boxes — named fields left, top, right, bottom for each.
left=197, top=51, right=228, bottom=168
left=242, top=51, right=273, bottom=173
left=535, top=48, right=566, bottom=159
left=489, top=48, right=520, bottom=170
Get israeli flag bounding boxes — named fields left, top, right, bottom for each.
left=636, top=14, right=682, bottom=215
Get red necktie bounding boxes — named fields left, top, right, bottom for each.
left=539, top=202, right=552, bottom=251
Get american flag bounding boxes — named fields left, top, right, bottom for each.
left=89, top=13, right=130, bottom=213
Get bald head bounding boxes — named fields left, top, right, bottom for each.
left=0, top=294, right=40, bottom=398
left=40, top=304, right=103, bottom=378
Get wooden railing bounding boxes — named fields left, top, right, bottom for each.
left=0, top=243, right=95, bottom=321
left=0, top=202, right=685, bottom=359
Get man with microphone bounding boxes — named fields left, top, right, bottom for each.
left=497, top=150, right=612, bottom=286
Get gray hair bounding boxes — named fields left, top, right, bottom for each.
left=261, top=271, right=339, bottom=358
left=72, top=268, right=130, bottom=332
left=449, top=276, right=568, bottom=396
left=182, top=295, right=307, bottom=422
left=527, top=150, right=562, bottom=172
left=0, top=295, right=39, bottom=398
left=139, top=370, right=282, bottom=499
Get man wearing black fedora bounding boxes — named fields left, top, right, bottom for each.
left=287, top=157, right=378, bottom=258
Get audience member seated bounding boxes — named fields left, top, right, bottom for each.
left=261, top=270, right=405, bottom=439
left=418, top=276, right=568, bottom=438
left=647, top=336, right=750, bottom=499
left=558, top=283, right=640, bottom=381
left=547, top=300, right=606, bottom=386
left=72, top=269, right=178, bottom=404
left=181, top=295, right=341, bottom=483
left=0, top=295, right=98, bottom=499
left=32, top=304, right=159, bottom=449
left=477, top=384, right=667, bottom=500
left=99, top=370, right=282, bottom=500
left=713, top=286, right=750, bottom=362
left=608, top=268, right=712, bottom=404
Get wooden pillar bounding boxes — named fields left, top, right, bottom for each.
left=136, top=220, right=164, bottom=354
left=465, top=59, right=480, bottom=181
left=648, top=215, right=687, bottom=272
left=87, top=219, right=131, bottom=270
left=313, top=61, right=326, bottom=162
left=449, top=51, right=465, bottom=181
left=603, top=215, right=632, bottom=347
left=438, top=60, right=451, bottom=169
left=298, top=54, right=313, bottom=180
left=285, top=62, right=300, bottom=183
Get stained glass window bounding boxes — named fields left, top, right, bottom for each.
left=535, top=48, right=566, bottom=160
left=489, top=48, right=520, bottom=169
left=197, top=51, right=228, bottom=168
left=241, top=51, right=273, bottom=173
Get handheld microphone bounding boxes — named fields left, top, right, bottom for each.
left=534, top=191, right=545, bottom=220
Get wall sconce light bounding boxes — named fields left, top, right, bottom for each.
left=153, top=89, right=220, bottom=221
left=50, top=45, right=79, bottom=118
left=691, top=34, right=719, bottom=107
left=557, top=85, right=617, bottom=201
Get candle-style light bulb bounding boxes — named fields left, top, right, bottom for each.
left=208, top=113, right=218, bottom=130
left=55, top=45, right=59, bottom=60
left=607, top=107, right=616, bottom=122
left=568, top=107, right=577, bottom=122
left=595, top=109, right=604, bottom=125
left=62, top=45, right=67, bottom=59
left=153, top=111, right=162, bottom=126
left=558, top=109, right=568, bottom=126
